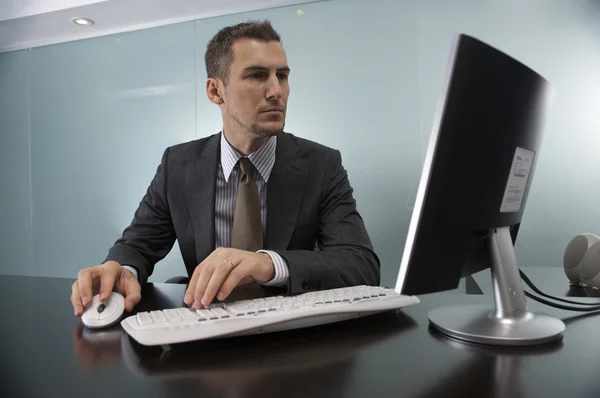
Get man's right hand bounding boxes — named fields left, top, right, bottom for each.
left=71, top=261, right=141, bottom=317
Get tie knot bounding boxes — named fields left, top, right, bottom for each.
left=239, top=157, right=253, bottom=177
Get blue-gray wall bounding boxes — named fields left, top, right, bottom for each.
left=1, top=0, right=599, bottom=286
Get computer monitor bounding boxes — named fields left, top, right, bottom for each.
left=395, top=34, right=564, bottom=346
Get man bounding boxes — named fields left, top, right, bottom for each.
left=71, top=20, right=380, bottom=317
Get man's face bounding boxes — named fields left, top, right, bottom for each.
left=220, top=38, right=290, bottom=137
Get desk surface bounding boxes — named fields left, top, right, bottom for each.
left=2, top=273, right=600, bottom=398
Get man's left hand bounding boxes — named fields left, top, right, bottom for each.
left=183, top=248, right=275, bottom=308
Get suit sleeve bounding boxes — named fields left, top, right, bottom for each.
left=104, top=148, right=176, bottom=285
left=274, top=150, right=381, bottom=294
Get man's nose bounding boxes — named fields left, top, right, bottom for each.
left=266, top=75, right=282, bottom=100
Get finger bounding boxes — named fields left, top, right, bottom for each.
left=99, top=268, right=117, bottom=302
left=216, top=269, right=250, bottom=302
left=193, top=264, right=218, bottom=308
left=201, top=259, right=236, bottom=306
left=184, top=249, right=222, bottom=305
left=71, top=281, right=84, bottom=316
left=122, top=276, right=142, bottom=312
left=77, top=268, right=99, bottom=307
left=184, top=265, right=203, bottom=306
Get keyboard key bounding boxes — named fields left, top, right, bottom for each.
left=150, top=311, right=167, bottom=323
left=195, top=309, right=213, bottom=319
left=224, top=308, right=246, bottom=315
left=209, top=307, right=231, bottom=318
left=163, top=309, right=182, bottom=322
left=176, top=308, right=196, bottom=319
left=137, top=312, right=153, bottom=326
left=224, top=302, right=254, bottom=314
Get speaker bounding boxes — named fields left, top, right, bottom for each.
left=563, top=233, right=600, bottom=286
left=579, top=242, right=600, bottom=290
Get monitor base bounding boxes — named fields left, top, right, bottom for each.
left=429, top=305, right=565, bottom=346
left=428, top=226, right=565, bottom=347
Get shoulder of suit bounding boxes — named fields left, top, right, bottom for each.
left=163, top=133, right=220, bottom=160
left=282, top=132, right=339, bottom=156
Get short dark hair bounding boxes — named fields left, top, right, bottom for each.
left=205, top=19, right=282, bottom=84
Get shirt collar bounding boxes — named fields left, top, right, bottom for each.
left=220, top=132, right=277, bottom=183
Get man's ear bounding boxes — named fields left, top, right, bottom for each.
left=206, top=78, right=224, bottom=105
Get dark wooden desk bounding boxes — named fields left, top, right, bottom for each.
left=2, top=274, right=600, bottom=398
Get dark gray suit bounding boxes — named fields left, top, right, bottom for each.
left=105, top=132, right=380, bottom=294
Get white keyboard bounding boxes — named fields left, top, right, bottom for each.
left=121, top=285, right=419, bottom=346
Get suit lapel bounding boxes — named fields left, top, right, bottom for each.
left=266, top=133, right=309, bottom=250
left=184, top=133, right=220, bottom=263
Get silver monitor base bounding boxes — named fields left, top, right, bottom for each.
left=428, top=227, right=565, bottom=346
left=429, top=305, right=565, bottom=346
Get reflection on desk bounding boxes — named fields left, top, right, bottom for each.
left=423, top=328, right=563, bottom=398
left=121, top=311, right=417, bottom=373
left=77, top=311, right=417, bottom=398
left=74, top=323, right=123, bottom=369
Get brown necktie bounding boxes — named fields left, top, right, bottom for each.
left=230, top=157, right=263, bottom=251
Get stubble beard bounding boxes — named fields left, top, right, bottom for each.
left=230, top=109, right=285, bottom=139
left=248, top=124, right=284, bottom=138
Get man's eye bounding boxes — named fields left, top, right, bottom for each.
left=278, top=74, right=289, bottom=81
left=249, top=73, right=267, bottom=79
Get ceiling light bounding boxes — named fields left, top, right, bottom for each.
left=296, top=9, right=305, bottom=16
left=72, top=17, right=94, bottom=26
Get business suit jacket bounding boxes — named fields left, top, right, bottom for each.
left=105, top=132, right=380, bottom=294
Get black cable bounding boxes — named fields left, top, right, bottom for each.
left=519, top=269, right=600, bottom=306
left=518, top=269, right=600, bottom=312
left=523, top=290, right=600, bottom=312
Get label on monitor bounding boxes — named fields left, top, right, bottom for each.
left=500, top=147, right=535, bottom=213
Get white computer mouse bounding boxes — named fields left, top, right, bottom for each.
left=81, top=292, right=125, bottom=329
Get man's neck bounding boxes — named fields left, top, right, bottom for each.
left=222, top=129, right=269, bottom=156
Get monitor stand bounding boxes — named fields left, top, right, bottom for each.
left=428, top=226, right=565, bottom=346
